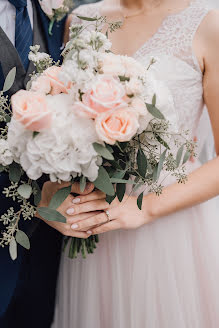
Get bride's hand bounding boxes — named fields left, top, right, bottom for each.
left=67, top=191, right=154, bottom=235
left=37, top=181, right=95, bottom=238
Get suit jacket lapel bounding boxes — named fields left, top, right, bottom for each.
left=34, top=0, right=67, bottom=62
left=0, top=27, right=26, bottom=95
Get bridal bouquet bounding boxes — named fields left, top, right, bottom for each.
left=0, top=16, right=195, bottom=260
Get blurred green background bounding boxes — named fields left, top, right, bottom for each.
left=74, top=0, right=101, bottom=8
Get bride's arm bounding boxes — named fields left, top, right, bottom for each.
left=63, top=11, right=219, bottom=235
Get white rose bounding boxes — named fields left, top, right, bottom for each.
left=99, top=53, right=126, bottom=76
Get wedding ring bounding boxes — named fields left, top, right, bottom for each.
left=104, top=210, right=111, bottom=222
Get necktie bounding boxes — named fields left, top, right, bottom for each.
left=8, top=0, right=33, bottom=70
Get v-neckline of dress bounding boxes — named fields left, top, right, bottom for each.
left=97, top=0, right=197, bottom=58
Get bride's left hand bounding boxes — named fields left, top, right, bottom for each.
left=68, top=191, right=154, bottom=235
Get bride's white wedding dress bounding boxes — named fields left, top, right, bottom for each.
left=52, top=1, right=219, bottom=327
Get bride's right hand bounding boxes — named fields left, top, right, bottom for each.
left=36, top=181, right=95, bottom=238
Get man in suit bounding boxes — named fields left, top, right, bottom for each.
left=0, top=1, right=67, bottom=327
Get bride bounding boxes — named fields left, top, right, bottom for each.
left=50, top=0, right=219, bottom=327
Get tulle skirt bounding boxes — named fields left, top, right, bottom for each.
left=52, top=164, right=219, bottom=328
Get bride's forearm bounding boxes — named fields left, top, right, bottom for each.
left=144, top=156, right=219, bottom=220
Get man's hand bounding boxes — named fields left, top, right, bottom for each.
left=36, top=181, right=95, bottom=238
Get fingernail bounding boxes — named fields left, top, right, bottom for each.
left=72, top=198, right=80, bottom=204
left=87, top=230, right=92, bottom=234
left=71, top=224, right=78, bottom=229
left=66, top=208, right=75, bottom=215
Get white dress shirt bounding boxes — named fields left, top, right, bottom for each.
left=0, top=0, right=33, bottom=45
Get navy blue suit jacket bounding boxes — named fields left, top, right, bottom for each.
left=0, top=2, right=66, bottom=326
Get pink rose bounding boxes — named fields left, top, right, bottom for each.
left=11, top=90, right=52, bottom=132
left=31, top=66, right=71, bottom=95
left=74, top=76, right=126, bottom=118
left=95, top=108, right=139, bottom=145
left=31, top=75, right=52, bottom=94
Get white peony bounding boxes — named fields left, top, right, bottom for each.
left=0, top=139, right=14, bottom=166
left=7, top=94, right=102, bottom=182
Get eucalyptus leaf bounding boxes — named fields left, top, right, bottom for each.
left=17, top=184, right=32, bottom=199
left=9, top=238, right=17, bottom=261
left=118, top=76, right=130, bottom=82
left=105, top=144, right=113, bottom=153
left=137, top=148, right=147, bottom=178
left=32, top=181, right=41, bottom=206
left=146, top=103, right=165, bottom=120
left=137, top=192, right=144, bottom=210
left=176, top=145, right=184, bottom=167
left=183, top=150, right=191, bottom=165
left=111, top=170, right=126, bottom=179
left=94, top=166, right=115, bottom=196
left=157, top=149, right=167, bottom=180
left=152, top=94, right=156, bottom=106
left=153, top=165, right=158, bottom=182
left=110, top=178, right=134, bottom=184
left=37, top=207, right=66, bottom=223
left=154, top=133, right=170, bottom=150
left=16, top=230, right=30, bottom=250
left=77, top=15, right=99, bottom=21
left=80, top=176, right=86, bottom=193
left=9, top=162, right=22, bottom=183
left=0, top=164, right=4, bottom=173
left=106, top=194, right=116, bottom=204
left=93, top=143, right=114, bottom=160
left=3, top=67, right=16, bottom=93
left=49, top=185, right=72, bottom=210
left=33, top=131, right=40, bottom=138
left=5, top=114, right=11, bottom=123
left=116, top=183, right=126, bottom=202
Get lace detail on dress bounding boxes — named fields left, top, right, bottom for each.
left=72, top=0, right=211, bottom=72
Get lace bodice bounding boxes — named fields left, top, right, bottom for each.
left=71, top=0, right=213, bottom=156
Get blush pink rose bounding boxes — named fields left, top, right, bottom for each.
left=95, top=108, right=139, bottom=145
left=11, top=90, right=52, bottom=132
left=73, top=76, right=126, bottom=118
left=31, top=66, right=71, bottom=95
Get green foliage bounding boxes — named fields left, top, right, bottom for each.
left=137, top=192, right=144, bottom=210
left=156, top=149, right=167, bottom=180
left=94, top=166, right=115, bottom=196
left=3, top=67, right=16, bottom=93
left=32, top=181, right=41, bottom=206
left=137, top=148, right=147, bottom=178
left=116, top=183, right=126, bottom=202
left=183, top=151, right=191, bottom=164
left=16, top=230, right=30, bottom=250
left=80, top=176, right=86, bottom=192
left=176, top=145, right=184, bottom=167
left=17, top=184, right=32, bottom=199
left=9, top=238, right=17, bottom=261
left=9, top=162, right=22, bottom=183
left=37, top=207, right=66, bottom=223
left=93, top=143, right=114, bottom=160
left=49, top=185, right=72, bottom=210
left=146, top=103, right=165, bottom=120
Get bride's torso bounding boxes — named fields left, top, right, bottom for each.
left=72, top=0, right=212, bottom=157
